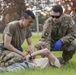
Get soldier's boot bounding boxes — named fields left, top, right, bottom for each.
left=62, top=50, right=75, bottom=63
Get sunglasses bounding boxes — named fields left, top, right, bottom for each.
left=51, top=15, right=61, bottom=19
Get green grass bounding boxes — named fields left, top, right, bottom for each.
left=0, top=33, right=76, bottom=75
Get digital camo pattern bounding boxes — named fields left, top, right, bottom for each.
left=36, top=14, right=76, bottom=62
left=0, top=50, right=23, bottom=67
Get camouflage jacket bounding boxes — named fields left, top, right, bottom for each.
left=36, top=14, right=76, bottom=50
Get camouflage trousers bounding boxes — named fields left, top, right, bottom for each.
left=0, top=50, right=23, bottom=67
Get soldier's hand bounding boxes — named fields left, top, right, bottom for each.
left=21, top=52, right=28, bottom=57
left=27, top=45, right=34, bottom=53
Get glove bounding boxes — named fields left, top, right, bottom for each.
left=54, top=40, right=62, bottom=51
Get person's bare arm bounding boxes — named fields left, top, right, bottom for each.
left=26, top=37, right=34, bottom=53
left=24, top=48, right=61, bottom=68
left=4, top=34, right=27, bottom=57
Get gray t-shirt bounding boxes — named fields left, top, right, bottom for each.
left=3, top=21, right=32, bottom=47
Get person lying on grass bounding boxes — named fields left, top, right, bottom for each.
left=0, top=48, right=64, bottom=72
left=23, top=48, right=64, bottom=68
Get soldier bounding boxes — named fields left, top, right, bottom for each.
left=36, top=5, right=76, bottom=64
left=0, top=10, right=35, bottom=66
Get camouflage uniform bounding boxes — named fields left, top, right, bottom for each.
left=36, top=14, right=76, bottom=62
left=0, top=57, right=61, bottom=72
left=1, top=58, right=51, bottom=72
left=0, top=21, right=32, bottom=67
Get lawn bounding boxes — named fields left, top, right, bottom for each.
left=0, top=33, right=76, bottom=75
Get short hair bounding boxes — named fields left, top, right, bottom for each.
left=21, top=13, right=29, bottom=19
left=25, top=10, right=35, bottom=19
left=21, top=10, right=35, bottom=19
left=52, top=5, right=63, bottom=15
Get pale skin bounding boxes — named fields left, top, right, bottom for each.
left=4, top=16, right=34, bottom=57
left=24, top=48, right=59, bottom=65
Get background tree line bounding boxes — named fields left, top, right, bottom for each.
left=0, top=0, right=76, bottom=33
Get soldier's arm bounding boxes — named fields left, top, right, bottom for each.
left=60, top=17, right=76, bottom=44
left=26, top=37, right=34, bottom=53
left=36, top=19, right=52, bottom=50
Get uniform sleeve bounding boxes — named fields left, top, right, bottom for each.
left=35, top=19, right=52, bottom=50
left=60, top=17, right=76, bottom=44
left=4, top=24, right=16, bottom=37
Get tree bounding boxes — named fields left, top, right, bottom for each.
left=55, top=0, right=76, bottom=22
left=0, top=0, right=26, bottom=24
left=0, top=0, right=26, bottom=33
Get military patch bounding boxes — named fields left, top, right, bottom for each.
left=69, top=20, right=75, bottom=27
left=44, top=32, right=49, bottom=37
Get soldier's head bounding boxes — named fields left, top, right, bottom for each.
left=51, top=5, right=63, bottom=23
left=20, top=10, right=35, bottom=28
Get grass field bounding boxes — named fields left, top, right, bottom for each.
left=0, top=33, right=76, bottom=75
